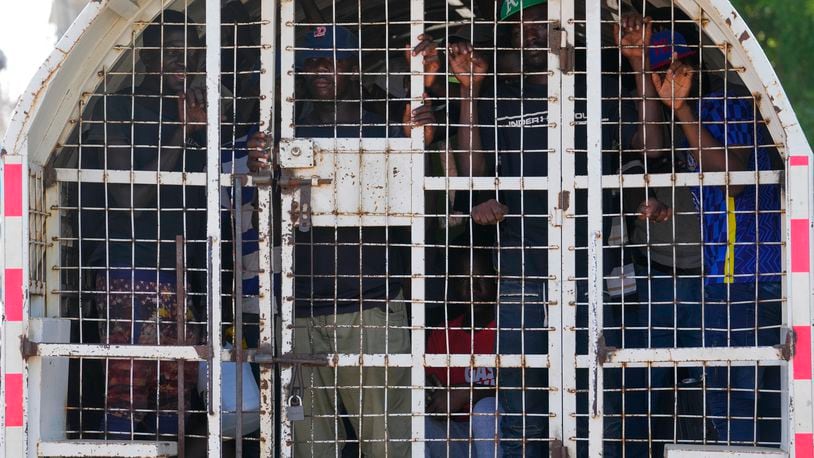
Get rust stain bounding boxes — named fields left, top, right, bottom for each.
left=739, top=31, right=751, bottom=43
left=194, top=345, right=210, bottom=359
left=557, top=191, right=570, bottom=211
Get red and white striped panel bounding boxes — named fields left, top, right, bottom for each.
left=788, top=155, right=814, bottom=458
left=2, top=157, right=26, bottom=456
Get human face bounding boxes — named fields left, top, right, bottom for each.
left=510, top=4, right=549, bottom=71
left=302, top=57, right=354, bottom=100
left=143, top=29, right=201, bottom=93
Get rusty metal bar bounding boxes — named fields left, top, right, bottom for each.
left=233, top=174, right=244, bottom=454
left=175, top=236, right=186, bottom=458
left=204, top=0, right=223, bottom=453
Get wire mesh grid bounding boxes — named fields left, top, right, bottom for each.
left=24, top=0, right=798, bottom=456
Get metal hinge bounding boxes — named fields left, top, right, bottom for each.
left=596, top=333, right=614, bottom=366
left=552, top=191, right=570, bottom=227
left=551, top=439, right=569, bottom=457
left=549, top=22, right=575, bottom=73
left=777, top=326, right=796, bottom=361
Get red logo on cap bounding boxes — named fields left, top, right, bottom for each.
left=651, top=37, right=672, bottom=58
left=314, top=26, right=327, bottom=38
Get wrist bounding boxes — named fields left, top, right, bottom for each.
left=461, top=83, right=482, bottom=97
left=628, top=58, right=647, bottom=71
left=675, top=103, right=693, bottom=120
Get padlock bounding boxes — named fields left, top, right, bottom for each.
left=287, top=395, right=305, bottom=422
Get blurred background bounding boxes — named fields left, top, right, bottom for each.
left=0, top=0, right=811, bottom=141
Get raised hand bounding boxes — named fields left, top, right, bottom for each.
left=448, top=41, right=489, bottom=90
left=614, top=14, right=652, bottom=65
left=651, top=56, right=694, bottom=110
left=403, top=92, right=436, bottom=146
left=406, top=33, right=441, bottom=89
left=247, top=131, right=271, bottom=172
left=177, top=86, right=207, bottom=133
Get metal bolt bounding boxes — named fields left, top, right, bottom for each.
left=291, top=146, right=301, bottom=157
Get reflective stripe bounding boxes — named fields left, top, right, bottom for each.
left=797, top=433, right=814, bottom=458
left=724, top=196, right=737, bottom=284
left=3, top=163, right=22, bottom=217
left=794, top=325, right=813, bottom=381
left=4, top=373, right=23, bottom=427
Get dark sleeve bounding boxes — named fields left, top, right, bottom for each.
left=620, top=157, right=647, bottom=216
left=84, top=94, right=133, bottom=146
left=82, top=95, right=134, bottom=170
left=599, top=85, right=638, bottom=154
left=477, top=96, right=497, bottom=154
left=618, top=98, right=639, bottom=152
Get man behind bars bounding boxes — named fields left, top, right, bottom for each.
left=248, top=25, right=435, bottom=457
left=448, top=0, right=648, bottom=455
left=81, top=10, right=206, bottom=438
left=644, top=24, right=783, bottom=445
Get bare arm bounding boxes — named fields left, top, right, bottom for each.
left=448, top=41, right=489, bottom=177
left=652, top=62, right=750, bottom=195
left=615, top=15, right=664, bottom=156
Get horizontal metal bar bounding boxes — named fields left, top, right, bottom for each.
left=235, top=353, right=550, bottom=368
left=29, top=346, right=548, bottom=369
left=574, top=346, right=785, bottom=368
left=573, top=170, right=782, bottom=189
left=54, top=168, right=237, bottom=187
left=32, top=343, right=208, bottom=360
left=38, top=440, right=177, bottom=457
left=425, top=353, right=551, bottom=368
left=606, top=346, right=785, bottom=364
left=662, top=444, right=787, bottom=457
left=424, top=176, right=550, bottom=191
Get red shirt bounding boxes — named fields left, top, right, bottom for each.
left=426, top=316, right=496, bottom=386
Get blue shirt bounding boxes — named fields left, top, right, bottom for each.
left=683, top=89, right=782, bottom=285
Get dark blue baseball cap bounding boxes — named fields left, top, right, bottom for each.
left=296, top=26, right=358, bottom=69
left=649, top=30, right=697, bottom=70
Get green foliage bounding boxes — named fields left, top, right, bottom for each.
left=730, top=0, right=814, bottom=142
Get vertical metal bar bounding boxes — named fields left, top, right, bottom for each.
left=278, top=0, right=296, bottom=455
left=585, top=0, right=604, bottom=454
left=410, top=0, right=427, bottom=454
left=205, top=0, right=223, bottom=453
left=234, top=178, right=244, bottom=456
left=258, top=0, right=277, bottom=455
left=786, top=144, right=814, bottom=456
left=550, top=0, right=569, bottom=452
left=175, top=236, right=186, bottom=458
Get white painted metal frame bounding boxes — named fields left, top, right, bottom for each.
left=0, top=0, right=811, bottom=456
left=204, top=0, right=223, bottom=454
left=276, top=1, right=427, bottom=455
left=585, top=0, right=605, bottom=454
left=257, top=0, right=277, bottom=456
left=575, top=0, right=814, bottom=456
left=277, top=1, right=297, bottom=453
left=0, top=1, right=228, bottom=456
left=554, top=0, right=575, bottom=452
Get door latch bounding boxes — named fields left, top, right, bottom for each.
left=281, top=176, right=332, bottom=232
left=279, top=138, right=315, bottom=168
left=549, top=22, right=575, bottom=73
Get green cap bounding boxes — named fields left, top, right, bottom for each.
left=500, top=0, right=548, bottom=21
